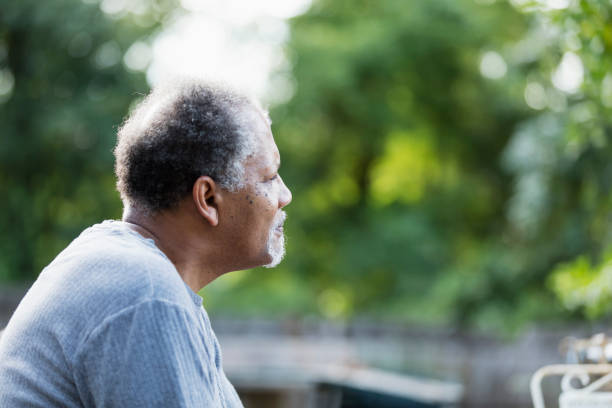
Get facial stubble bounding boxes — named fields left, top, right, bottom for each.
left=263, top=211, right=287, bottom=268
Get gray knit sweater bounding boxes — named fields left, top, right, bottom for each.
left=0, top=220, right=243, bottom=407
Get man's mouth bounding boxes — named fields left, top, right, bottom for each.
left=273, top=212, right=287, bottom=234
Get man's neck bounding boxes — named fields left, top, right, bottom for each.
left=122, top=203, right=223, bottom=293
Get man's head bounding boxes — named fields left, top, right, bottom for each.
left=114, top=79, right=291, bottom=272
left=114, top=80, right=257, bottom=212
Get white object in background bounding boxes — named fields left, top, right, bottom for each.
left=530, top=364, right=612, bottom=408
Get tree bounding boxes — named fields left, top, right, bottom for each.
left=506, top=0, right=612, bottom=320
left=0, top=0, right=164, bottom=280
left=204, top=0, right=545, bottom=331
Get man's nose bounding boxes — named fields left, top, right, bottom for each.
left=279, top=176, right=292, bottom=208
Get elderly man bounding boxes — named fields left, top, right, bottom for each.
left=0, top=80, right=291, bottom=407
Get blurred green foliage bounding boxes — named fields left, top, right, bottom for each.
left=4, top=0, right=612, bottom=332
left=0, top=0, right=162, bottom=279
left=206, top=0, right=612, bottom=331
left=207, top=0, right=540, bottom=331
left=507, top=0, right=612, bottom=322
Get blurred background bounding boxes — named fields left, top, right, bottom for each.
left=2, top=0, right=612, bottom=406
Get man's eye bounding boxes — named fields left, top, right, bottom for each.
left=269, top=174, right=279, bottom=181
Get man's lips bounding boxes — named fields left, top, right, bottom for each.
left=273, top=212, right=287, bottom=234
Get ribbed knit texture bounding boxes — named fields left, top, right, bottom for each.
left=0, top=220, right=243, bottom=407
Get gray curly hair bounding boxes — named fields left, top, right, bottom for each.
left=114, top=79, right=260, bottom=213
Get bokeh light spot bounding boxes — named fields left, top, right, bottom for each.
left=552, top=51, right=584, bottom=93
left=480, top=51, right=507, bottom=79
left=524, top=82, right=547, bottom=110
left=123, top=41, right=152, bottom=72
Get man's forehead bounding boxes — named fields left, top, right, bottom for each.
left=253, top=104, right=272, bottom=127
left=241, top=104, right=280, bottom=167
left=268, top=139, right=281, bottom=168
left=262, top=109, right=272, bottom=126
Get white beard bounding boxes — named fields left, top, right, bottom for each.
left=264, top=211, right=287, bottom=268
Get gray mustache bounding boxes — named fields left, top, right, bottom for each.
left=274, top=211, right=287, bottom=229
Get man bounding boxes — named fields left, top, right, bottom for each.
left=0, top=80, right=291, bottom=407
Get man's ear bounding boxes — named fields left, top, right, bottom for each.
left=192, top=176, right=219, bottom=227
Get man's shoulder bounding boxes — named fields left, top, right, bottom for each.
left=17, top=221, right=199, bottom=335
left=67, top=221, right=196, bottom=305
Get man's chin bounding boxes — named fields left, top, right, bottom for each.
left=263, top=257, right=282, bottom=269
left=263, top=249, right=284, bottom=268
left=263, top=237, right=285, bottom=268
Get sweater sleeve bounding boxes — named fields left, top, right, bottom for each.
left=72, top=300, right=220, bottom=407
